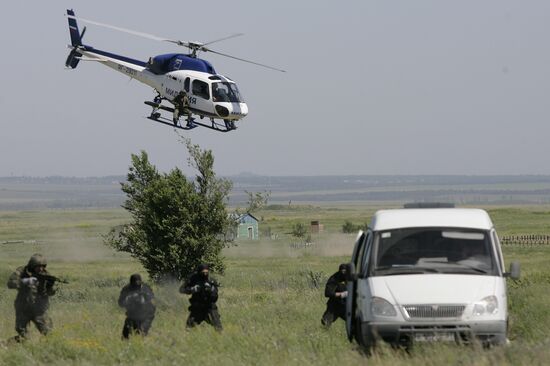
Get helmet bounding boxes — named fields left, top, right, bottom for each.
left=27, top=253, right=47, bottom=269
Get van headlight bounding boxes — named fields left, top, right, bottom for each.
left=473, top=296, right=498, bottom=316
left=371, top=297, right=397, bottom=317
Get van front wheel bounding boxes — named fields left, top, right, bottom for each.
left=355, top=318, right=375, bottom=356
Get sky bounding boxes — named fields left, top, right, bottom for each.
left=1, top=1, right=549, bottom=177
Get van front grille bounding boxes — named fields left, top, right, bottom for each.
left=403, top=304, right=465, bottom=319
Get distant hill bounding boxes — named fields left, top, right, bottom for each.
left=0, top=176, right=125, bottom=185
left=2, top=175, right=550, bottom=210
left=0, top=176, right=125, bottom=210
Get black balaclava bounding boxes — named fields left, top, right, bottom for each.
left=198, top=263, right=210, bottom=279
left=338, top=263, right=347, bottom=278
left=130, top=273, right=142, bottom=288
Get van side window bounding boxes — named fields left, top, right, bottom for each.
left=192, top=80, right=209, bottom=99
left=184, top=77, right=190, bottom=92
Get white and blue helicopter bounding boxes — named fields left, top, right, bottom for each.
left=65, top=9, right=285, bottom=132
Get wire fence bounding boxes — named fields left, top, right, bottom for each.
left=289, top=241, right=314, bottom=249
left=500, top=234, right=550, bottom=246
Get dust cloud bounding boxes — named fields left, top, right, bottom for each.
left=14, top=234, right=353, bottom=262
left=224, top=233, right=356, bottom=258
left=2, top=228, right=126, bottom=264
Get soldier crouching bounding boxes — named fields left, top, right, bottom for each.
left=180, top=264, right=222, bottom=331
left=118, top=274, right=156, bottom=339
left=7, top=253, right=56, bottom=341
left=321, top=263, right=348, bottom=328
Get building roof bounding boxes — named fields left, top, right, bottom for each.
left=235, top=212, right=259, bottom=223
left=370, top=208, right=494, bottom=231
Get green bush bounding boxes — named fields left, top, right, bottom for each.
left=342, top=220, right=367, bottom=234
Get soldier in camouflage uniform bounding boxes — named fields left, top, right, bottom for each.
left=118, top=274, right=156, bottom=339
left=7, top=253, right=57, bottom=341
left=180, top=264, right=222, bottom=331
left=321, top=263, right=348, bottom=327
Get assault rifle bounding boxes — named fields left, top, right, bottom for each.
left=36, top=273, right=69, bottom=284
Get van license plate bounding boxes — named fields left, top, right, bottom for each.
left=414, top=333, right=455, bottom=342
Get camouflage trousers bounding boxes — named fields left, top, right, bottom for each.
left=122, top=316, right=154, bottom=339
left=15, top=305, right=52, bottom=338
left=186, top=306, right=222, bottom=331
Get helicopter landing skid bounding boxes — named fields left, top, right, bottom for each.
left=146, top=114, right=197, bottom=130
left=191, top=119, right=236, bottom=133
left=144, top=100, right=174, bottom=113
left=144, top=100, right=236, bottom=133
left=145, top=100, right=195, bottom=130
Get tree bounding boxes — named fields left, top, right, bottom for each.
left=105, top=140, right=232, bottom=282
left=244, top=190, right=271, bottom=213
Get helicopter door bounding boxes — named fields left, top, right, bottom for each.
left=161, top=75, right=180, bottom=102
left=191, top=79, right=214, bottom=115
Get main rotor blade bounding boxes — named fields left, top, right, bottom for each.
left=203, top=33, right=244, bottom=47
left=206, top=48, right=286, bottom=73
left=66, top=14, right=186, bottom=46
left=66, top=14, right=286, bottom=72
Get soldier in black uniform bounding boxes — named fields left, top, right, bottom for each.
left=321, top=263, right=348, bottom=327
left=7, top=253, right=57, bottom=341
left=180, top=264, right=222, bottom=331
left=118, top=274, right=156, bottom=339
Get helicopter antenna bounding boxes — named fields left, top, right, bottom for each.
left=66, top=14, right=286, bottom=72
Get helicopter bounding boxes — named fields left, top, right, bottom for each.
left=64, top=9, right=285, bottom=132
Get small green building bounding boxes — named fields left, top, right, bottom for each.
left=236, top=213, right=259, bottom=240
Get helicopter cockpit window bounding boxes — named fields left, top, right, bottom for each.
left=192, top=80, right=210, bottom=100
left=212, top=82, right=243, bottom=103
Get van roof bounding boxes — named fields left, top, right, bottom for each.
left=370, top=208, right=493, bottom=231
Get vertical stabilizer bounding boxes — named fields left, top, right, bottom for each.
left=65, top=9, right=83, bottom=69
left=67, top=9, right=82, bottom=46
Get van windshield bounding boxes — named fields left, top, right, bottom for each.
left=372, top=228, right=498, bottom=276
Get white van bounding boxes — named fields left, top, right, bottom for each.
left=345, top=207, right=520, bottom=352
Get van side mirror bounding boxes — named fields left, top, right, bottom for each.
left=345, top=262, right=357, bottom=282
left=505, top=261, right=520, bottom=280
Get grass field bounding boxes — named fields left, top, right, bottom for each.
left=2, top=206, right=550, bottom=365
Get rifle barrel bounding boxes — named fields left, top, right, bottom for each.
left=37, top=274, right=69, bottom=284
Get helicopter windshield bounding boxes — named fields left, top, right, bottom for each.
left=212, top=82, right=244, bottom=103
